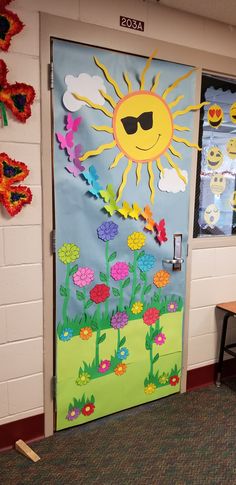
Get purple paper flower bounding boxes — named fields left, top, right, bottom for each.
left=168, top=301, right=178, bottom=312
left=111, top=311, right=129, bottom=329
left=97, top=221, right=118, bottom=242
left=66, top=407, right=80, bottom=421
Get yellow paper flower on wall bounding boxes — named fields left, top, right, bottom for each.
left=144, top=383, right=156, bottom=394
left=131, top=301, right=143, bottom=314
left=127, top=232, right=146, bottom=251
left=58, top=243, right=80, bottom=264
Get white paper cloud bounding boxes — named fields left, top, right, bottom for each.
left=158, top=168, right=188, bottom=193
left=63, top=73, right=106, bottom=112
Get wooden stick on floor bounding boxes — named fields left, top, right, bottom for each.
left=15, top=439, right=41, bottom=463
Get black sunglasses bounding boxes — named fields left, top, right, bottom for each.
left=121, top=111, right=153, bottom=135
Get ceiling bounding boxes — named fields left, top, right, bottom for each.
left=149, top=0, right=236, bottom=27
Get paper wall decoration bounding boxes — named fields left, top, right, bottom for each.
left=203, top=204, right=220, bottom=228
left=70, top=52, right=208, bottom=204
left=207, top=104, right=223, bottom=128
left=158, top=168, right=188, bottom=193
left=63, top=73, right=106, bottom=112
left=0, top=60, right=35, bottom=126
left=206, top=146, right=223, bottom=170
left=230, top=191, right=236, bottom=211
left=210, top=174, right=226, bottom=196
left=56, top=114, right=85, bottom=176
left=226, top=138, right=236, bottom=160
left=230, top=102, right=236, bottom=124
left=0, top=152, right=32, bottom=216
left=0, top=0, right=24, bottom=51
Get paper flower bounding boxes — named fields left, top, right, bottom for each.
left=144, top=383, right=156, bottom=394
left=0, top=1, right=24, bottom=52
left=110, top=261, right=129, bottom=281
left=131, top=301, right=143, bottom=314
left=59, top=328, right=73, bottom=341
left=76, top=372, right=91, bottom=386
left=90, top=284, right=110, bottom=304
left=168, top=301, right=178, bottom=312
left=114, top=363, right=127, bottom=376
left=66, top=407, right=80, bottom=421
left=0, top=152, right=32, bottom=216
left=127, top=232, right=146, bottom=251
left=73, top=267, right=94, bottom=287
left=143, top=308, right=160, bottom=326
left=97, top=221, right=118, bottom=242
left=117, top=347, right=129, bottom=360
left=98, top=359, right=111, bottom=373
left=111, top=311, right=128, bottom=329
left=58, top=243, right=80, bottom=264
left=169, top=375, right=180, bottom=386
left=153, top=270, right=170, bottom=288
left=79, top=327, right=93, bottom=340
left=81, top=402, right=95, bottom=416
left=154, top=333, right=166, bottom=346
left=159, top=373, right=169, bottom=385
left=0, top=60, right=35, bottom=125
left=138, top=254, right=156, bottom=272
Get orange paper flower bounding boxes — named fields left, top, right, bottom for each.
left=80, top=327, right=92, bottom=340
left=153, top=270, right=170, bottom=288
left=114, top=363, right=127, bottom=376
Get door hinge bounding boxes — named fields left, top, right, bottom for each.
left=186, top=242, right=189, bottom=257
left=48, top=61, right=54, bottom=90
left=51, top=229, right=56, bottom=254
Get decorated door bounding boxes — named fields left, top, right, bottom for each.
left=52, top=38, right=204, bottom=430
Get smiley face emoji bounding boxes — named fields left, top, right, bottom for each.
left=210, top=174, right=226, bottom=196
left=230, top=102, right=236, bottom=124
left=204, top=204, right=220, bottom=227
left=206, top=146, right=223, bottom=170
left=230, top=191, right=236, bottom=211
left=207, top=104, right=223, bottom=128
left=226, top=138, right=236, bottom=159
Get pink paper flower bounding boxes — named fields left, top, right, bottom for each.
left=98, top=359, right=111, bottom=373
left=110, top=262, right=129, bottom=281
left=154, top=333, right=166, bottom=346
left=73, top=267, right=94, bottom=287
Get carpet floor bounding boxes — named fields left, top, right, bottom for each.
left=1, top=381, right=236, bottom=485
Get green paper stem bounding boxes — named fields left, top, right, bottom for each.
left=117, top=328, right=121, bottom=352
left=0, top=102, right=8, bottom=126
left=82, top=287, right=87, bottom=312
left=130, top=250, right=138, bottom=306
left=141, top=272, right=147, bottom=303
left=149, top=327, right=154, bottom=378
left=62, top=263, right=71, bottom=326
left=119, top=281, right=124, bottom=310
left=105, top=240, right=110, bottom=319
left=95, top=304, right=101, bottom=367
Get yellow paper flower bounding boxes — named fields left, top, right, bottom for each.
left=153, top=269, right=170, bottom=288
left=159, top=373, right=169, bottom=385
left=58, top=243, right=80, bottom=264
left=127, top=232, right=146, bottom=251
left=131, top=301, right=143, bottom=314
left=144, top=383, right=156, bottom=394
left=76, top=372, right=91, bottom=386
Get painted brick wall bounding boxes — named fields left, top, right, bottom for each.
left=1, top=0, right=236, bottom=425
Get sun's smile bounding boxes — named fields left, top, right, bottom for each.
left=74, top=51, right=207, bottom=203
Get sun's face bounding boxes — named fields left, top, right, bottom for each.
left=113, top=91, right=173, bottom=163
left=74, top=52, right=207, bottom=203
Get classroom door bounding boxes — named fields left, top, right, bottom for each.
left=52, top=38, right=201, bottom=430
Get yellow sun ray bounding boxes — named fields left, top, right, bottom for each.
left=164, top=152, right=187, bottom=184
left=147, top=161, right=155, bottom=204
left=168, top=95, right=184, bottom=109
left=99, top=89, right=117, bottom=109
left=140, top=49, right=158, bottom=90
left=117, top=160, right=133, bottom=202
left=136, top=164, right=142, bottom=185
left=156, top=158, right=164, bottom=176
left=72, top=93, right=113, bottom=118
left=173, top=124, right=190, bottom=132
left=123, top=72, right=132, bottom=93
left=151, top=72, right=160, bottom=93
left=109, top=151, right=124, bottom=169
left=80, top=140, right=116, bottom=162
left=92, top=125, right=113, bottom=134
left=162, top=68, right=196, bottom=99
left=173, top=135, right=201, bottom=150
left=169, top=144, right=183, bottom=159
left=94, top=56, right=124, bottom=99
left=173, top=101, right=209, bottom=119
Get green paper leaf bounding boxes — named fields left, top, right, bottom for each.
left=91, top=394, right=95, bottom=404
left=144, top=284, right=152, bottom=295
left=91, top=323, right=98, bottom=331
left=152, top=353, right=159, bottom=364
left=112, top=287, right=120, bottom=297
left=76, top=290, right=85, bottom=301
left=69, top=264, right=78, bottom=276
left=98, top=333, right=106, bottom=344
left=108, top=251, right=117, bottom=262
left=140, top=272, right=146, bottom=281
left=84, top=299, right=93, bottom=310
left=119, top=336, right=126, bottom=348
left=128, top=263, right=134, bottom=273
left=122, top=277, right=130, bottom=289
left=60, top=285, right=67, bottom=297
left=134, top=283, right=141, bottom=294
left=145, top=334, right=152, bottom=350
left=137, top=250, right=145, bottom=260
left=100, top=272, right=108, bottom=283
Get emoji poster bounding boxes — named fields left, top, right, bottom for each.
left=53, top=39, right=199, bottom=430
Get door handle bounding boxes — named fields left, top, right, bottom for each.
left=162, top=258, right=184, bottom=264
left=162, top=234, right=183, bottom=271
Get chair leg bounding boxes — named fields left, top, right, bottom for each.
left=216, top=312, right=230, bottom=387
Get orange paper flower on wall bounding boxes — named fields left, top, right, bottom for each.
left=0, top=152, right=32, bottom=216
left=0, top=59, right=35, bottom=126
left=0, top=0, right=24, bottom=51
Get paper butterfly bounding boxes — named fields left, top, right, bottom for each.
left=81, top=165, right=102, bottom=198
left=128, top=202, right=142, bottom=220
left=65, top=144, right=84, bottom=177
left=65, top=113, right=82, bottom=132
left=100, top=183, right=119, bottom=215
left=118, top=201, right=132, bottom=219
left=0, top=152, right=32, bottom=216
left=56, top=131, right=74, bottom=150
left=141, top=205, right=155, bottom=232
left=0, top=0, right=24, bottom=52
left=155, top=219, right=168, bottom=245
left=0, top=60, right=35, bottom=125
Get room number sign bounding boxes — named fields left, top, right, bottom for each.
left=120, top=16, right=144, bottom=32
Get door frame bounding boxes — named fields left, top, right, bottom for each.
left=40, top=12, right=236, bottom=437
